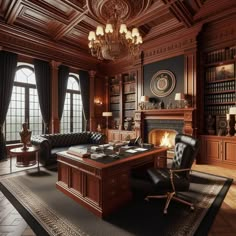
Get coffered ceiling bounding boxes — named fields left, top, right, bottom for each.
left=0, top=0, right=215, bottom=66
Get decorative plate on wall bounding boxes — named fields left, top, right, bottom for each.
left=150, top=70, right=176, bottom=97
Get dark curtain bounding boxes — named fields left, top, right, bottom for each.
left=79, top=70, right=90, bottom=131
left=0, top=51, right=18, bottom=161
left=58, top=65, right=69, bottom=120
left=34, top=59, right=51, bottom=134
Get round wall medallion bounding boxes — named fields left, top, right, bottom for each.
left=150, top=70, right=176, bottom=97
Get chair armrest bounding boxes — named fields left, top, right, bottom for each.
left=169, top=168, right=191, bottom=173
left=31, top=136, right=51, bottom=164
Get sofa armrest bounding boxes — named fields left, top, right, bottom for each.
left=89, top=132, right=106, bottom=145
left=31, top=136, right=51, bottom=165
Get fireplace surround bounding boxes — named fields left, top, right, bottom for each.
left=134, top=108, right=196, bottom=146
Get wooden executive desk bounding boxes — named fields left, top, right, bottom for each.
left=56, top=147, right=167, bottom=218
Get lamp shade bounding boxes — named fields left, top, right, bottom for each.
left=175, top=93, right=185, bottom=101
left=102, top=112, right=112, bottom=117
left=229, top=107, right=236, bottom=115
left=140, top=96, right=149, bottom=102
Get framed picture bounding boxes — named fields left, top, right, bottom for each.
left=215, top=64, right=234, bottom=80
left=150, top=70, right=176, bottom=97
left=216, top=115, right=227, bottom=136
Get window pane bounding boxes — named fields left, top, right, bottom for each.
left=61, top=75, right=83, bottom=134
left=5, top=65, right=43, bottom=142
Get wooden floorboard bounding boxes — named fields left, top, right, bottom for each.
left=0, top=158, right=235, bottom=235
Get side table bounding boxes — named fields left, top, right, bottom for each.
left=9, top=146, right=40, bottom=173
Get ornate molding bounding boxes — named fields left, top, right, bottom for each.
left=142, top=25, right=202, bottom=64
left=86, top=0, right=152, bottom=22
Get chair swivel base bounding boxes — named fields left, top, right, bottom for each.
left=145, top=192, right=194, bottom=214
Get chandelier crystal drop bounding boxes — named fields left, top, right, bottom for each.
left=88, top=9, right=143, bottom=60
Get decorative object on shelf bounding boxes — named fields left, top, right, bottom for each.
left=215, top=64, right=234, bottom=80
left=226, top=114, right=235, bottom=136
left=97, top=124, right=102, bottom=132
left=206, top=114, right=216, bottom=135
left=158, top=100, right=164, bottom=109
left=166, top=99, right=173, bottom=109
left=139, top=96, right=149, bottom=110
left=150, top=70, right=176, bottom=97
left=175, top=93, right=185, bottom=108
left=102, top=112, right=112, bottom=130
left=19, top=123, right=32, bottom=150
left=216, top=115, right=227, bottom=136
left=88, top=4, right=142, bottom=60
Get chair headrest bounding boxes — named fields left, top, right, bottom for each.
left=175, top=134, right=199, bottom=150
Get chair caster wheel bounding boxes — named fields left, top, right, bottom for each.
left=164, top=209, right=167, bottom=214
left=145, top=197, right=149, bottom=201
left=190, top=205, right=195, bottom=211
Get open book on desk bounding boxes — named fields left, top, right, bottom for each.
left=67, top=146, right=90, bottom=158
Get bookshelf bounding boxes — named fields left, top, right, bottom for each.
left=204, top=46, right=236, bottom=135
left=107, top=71, right=137, bottom=141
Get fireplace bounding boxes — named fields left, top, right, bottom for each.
left=134, top=108, right=195, bottom=154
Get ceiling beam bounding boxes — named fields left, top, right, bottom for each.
left=53, top=9, right=88, bottom=40
left=5, top=0, right=23, bottom=24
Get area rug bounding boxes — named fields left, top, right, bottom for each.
left=0, top=168, right=232, bottom=236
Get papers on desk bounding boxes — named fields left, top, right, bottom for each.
left=125, top=147, right=148, bottom=153
left=99, top=144, right=110, bottom=148
left=134, top=148, right=148, bottom=151
left=91, top=153, right=106, bottom=160
left=125, top=149, right=138, bottom=153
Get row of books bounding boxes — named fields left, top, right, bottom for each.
left=205, top=105, right=233, bottom=115
left=205, top=93, right=235, bottom=104
left=206, top=80, right=235, bottom=92
left=206, top=46, right=236, bottom=64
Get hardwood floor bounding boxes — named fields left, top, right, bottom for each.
left=0, top=159, right=235, bottom=236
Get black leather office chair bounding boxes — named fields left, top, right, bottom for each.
left=145, top=134, right=200, bottom=214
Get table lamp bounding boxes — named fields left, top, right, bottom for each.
left=175, top=93, right=185, bottom=108
left=140, top=96, right=149, bottom=110
left=102, top=112, right=112, bottom=130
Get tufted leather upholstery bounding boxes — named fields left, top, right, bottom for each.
left=141, top=133, right=200, bottom=214
left=31, top=131, right=106, bottom=166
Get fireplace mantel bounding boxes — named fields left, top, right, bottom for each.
left=134, top=108, right=196, bottom=138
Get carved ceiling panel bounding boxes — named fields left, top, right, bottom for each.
left=0, top=0, right=217, bottom=64
left=86, top=0, right=153, bottom=22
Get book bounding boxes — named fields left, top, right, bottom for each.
left=67, top=146, right=90, bottom=158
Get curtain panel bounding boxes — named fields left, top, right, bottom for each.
left=0, top=51, right=18, bottom=161
left=58, top=65, right=69, bottom=120
left=34, top=59, right=51, bottom=134
left=78, top=70, right=90, bottom=131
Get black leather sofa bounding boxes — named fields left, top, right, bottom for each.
left=31, top=132, right=106, bottom=166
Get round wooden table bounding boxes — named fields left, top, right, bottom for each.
left=9, top=146, right=40, bottom=173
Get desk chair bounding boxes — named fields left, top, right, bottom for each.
left=145, top=134, right=200, bottom=214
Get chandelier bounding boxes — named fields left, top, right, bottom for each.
left=88, top=8, right=143, bottom=60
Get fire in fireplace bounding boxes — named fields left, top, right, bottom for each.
left=148, top=129, right=177, bottom=148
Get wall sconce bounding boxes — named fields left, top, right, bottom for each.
left=140, top=96, right=149, bottom=110
left=174, top=93, right=185, bottom=108
left=94, top=98, right=103, bottom=105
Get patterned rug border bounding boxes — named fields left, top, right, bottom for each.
left=0, top=170, right=233, bottom=236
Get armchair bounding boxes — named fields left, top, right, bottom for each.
left=145, top=134, right=200, bottom=214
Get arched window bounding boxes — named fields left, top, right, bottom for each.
left=61, top=75, right=83, bottom=133
left=4, top=65, right=43, bottom=143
